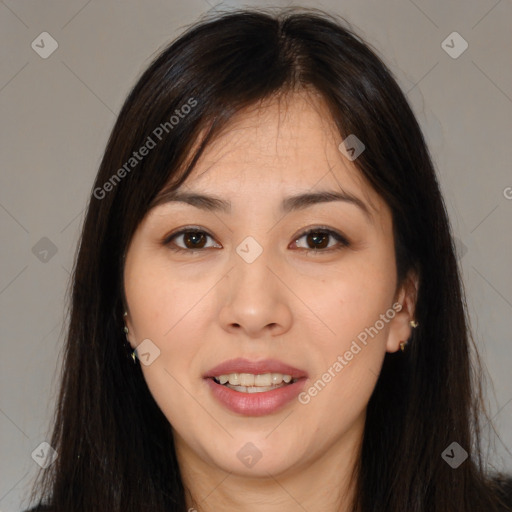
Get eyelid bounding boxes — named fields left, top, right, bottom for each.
left=162, top=225, right=350, bottom=253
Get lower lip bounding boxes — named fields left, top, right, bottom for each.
left=204, top=377, right=307, bottom=416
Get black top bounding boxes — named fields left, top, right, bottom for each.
left=22, top=476, right=512, bottom=511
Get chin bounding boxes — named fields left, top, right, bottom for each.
left=201, top=434, right=306, bottom=477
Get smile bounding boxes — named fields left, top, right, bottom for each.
left=212, top=372, right=298, bottom=392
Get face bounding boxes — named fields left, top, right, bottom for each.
left=123, top=91, right=416, bottom=480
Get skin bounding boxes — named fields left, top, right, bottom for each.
left=123, top=90, right=418, bottom=512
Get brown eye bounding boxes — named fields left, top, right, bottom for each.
left=164, top=228, right=220, bottom=253
left=181, top=231, right=208, bottom=249
left=163, top=226, right=349, bottom=255
left=306, top=232, right=330, bottom=249
left=292, top=228, right=350, bottom=252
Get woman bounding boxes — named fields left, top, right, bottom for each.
left=24, top=7, right=512, bottom=512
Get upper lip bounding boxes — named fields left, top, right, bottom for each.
left=204, top=358, right=308, bottom=379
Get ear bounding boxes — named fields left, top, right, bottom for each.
left=386, top=269, right=419, bottom=353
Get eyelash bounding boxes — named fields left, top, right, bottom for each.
left=162, top=226, right=350, bottom=255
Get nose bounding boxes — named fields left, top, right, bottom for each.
left=218, top=249, right=293, bottom=339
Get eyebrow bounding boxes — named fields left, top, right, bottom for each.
left=151, top=189, right=374, bottom=223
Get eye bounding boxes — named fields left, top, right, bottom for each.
left=163, top=227, right=220, bottom=253
left=162, top=226, right=350, bottom=254
left=291, top=227, right=350, bottom=253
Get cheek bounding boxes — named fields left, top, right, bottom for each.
left=297, top=281, right=392, bottom=442
left=306, top=253, right=396, bottom=343
left=125, top=262, right=209, bottom=427
left=123, top=260, right=206, bottom=425
left=298, top=252, right=395, bottom=405
left=125, top=251, right=203, bottom=339
left=128, top=291, right=207, bottom=376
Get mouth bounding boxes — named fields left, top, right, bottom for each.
left=203, top=358, right=308, bottom=416
left=210, top=372, right=300, bottom=393
left=205, top=357, right=307, bottom=377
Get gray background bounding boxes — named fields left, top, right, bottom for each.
left=1, top=0, right=511, bottom=510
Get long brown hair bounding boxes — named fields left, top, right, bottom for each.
left=26, top=6, right=512, bottom=512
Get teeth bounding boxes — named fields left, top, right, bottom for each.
left=213, top=372, right=295, bottom=387
left=228, top=384, right=284, bottom=393
left=271, top=373, right=282, bottom=385
left=228, top=373, right=240, bottom=385
left=240, top=373, right=254, bottom=386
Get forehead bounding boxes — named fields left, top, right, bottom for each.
left=190, top=92, right=354, bottom=181
left=155, top=91, right=387, bottom=223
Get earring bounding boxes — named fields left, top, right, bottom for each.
left=400, top=319, right=419, bottom=352
left=123, top=311, right=137, bottom=364
left=123, top=311, right=129, bottom=334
